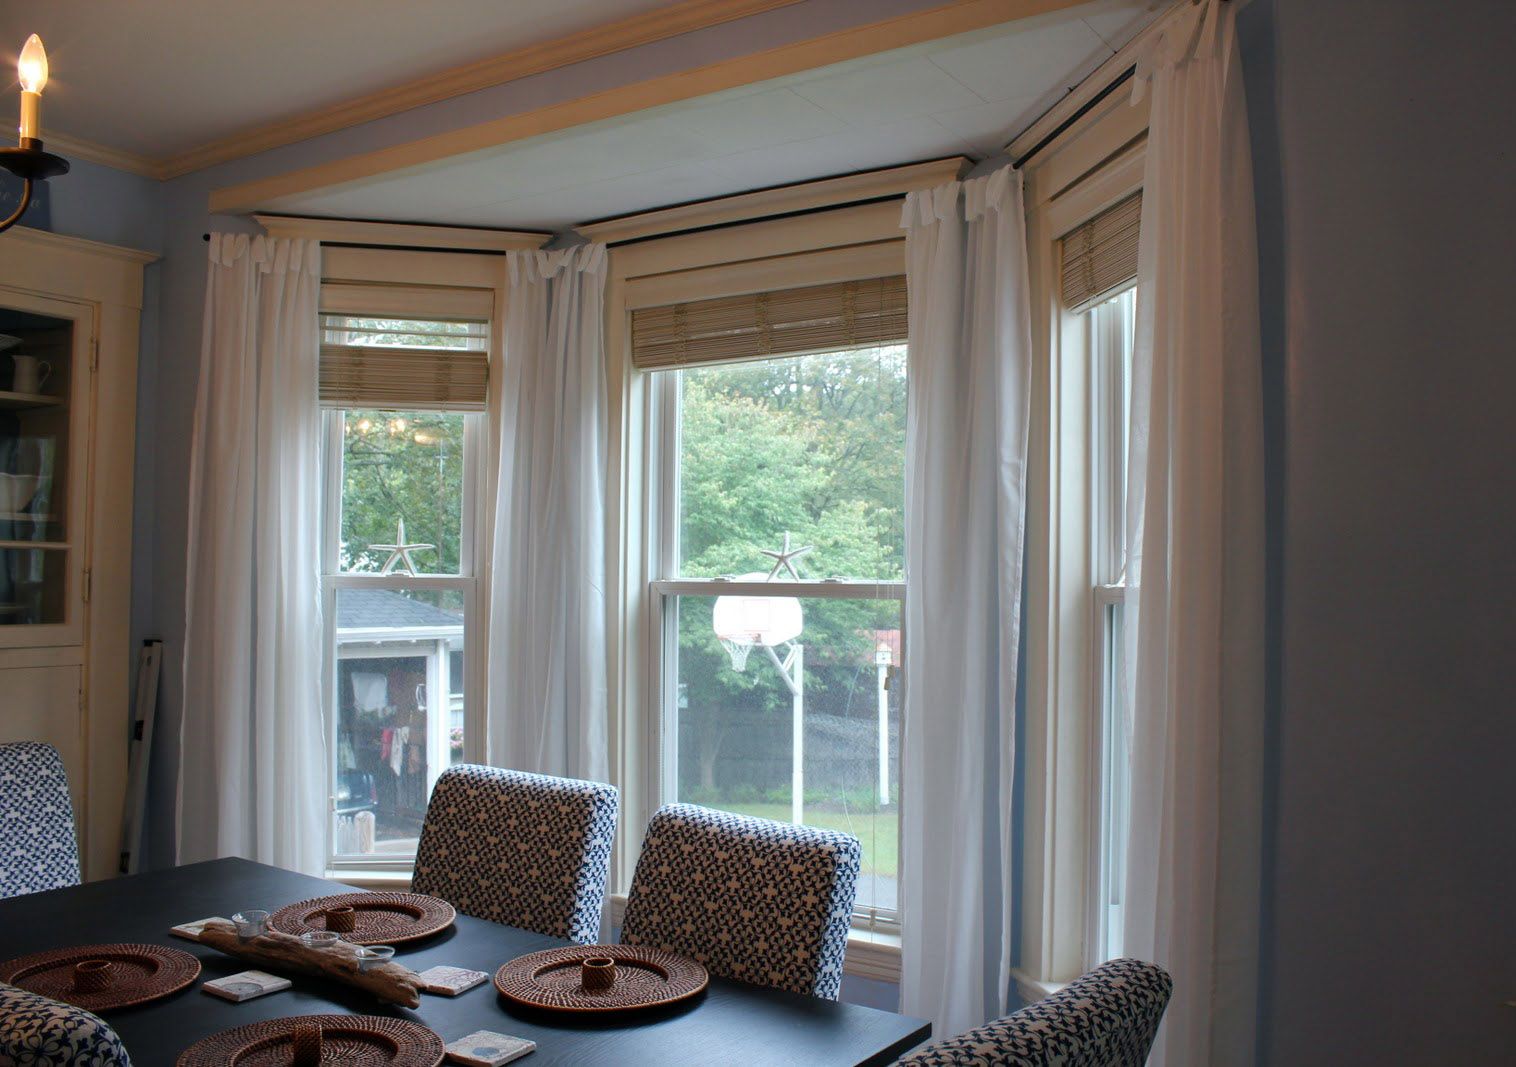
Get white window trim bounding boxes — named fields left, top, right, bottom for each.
left=316, top=247, right=507, bottom=875
left=605, top=207, right=908, bottom=981
left=1020, top=86, right=1149, bottom=986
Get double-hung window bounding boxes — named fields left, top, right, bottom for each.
left=635, top=276, right=908, bottom=925
left=318, top=288, right=490, bottom=871
left=1060, top=191, right=1141, bottom=966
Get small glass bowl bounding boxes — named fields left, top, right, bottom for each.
left=231, top=910, right=269, bottom=941
left=299, top=930, right=341, bottom=949
left=354, top=945, right=395, bottom=972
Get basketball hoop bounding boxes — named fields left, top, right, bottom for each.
left=720, top=636, right=755, bottom=672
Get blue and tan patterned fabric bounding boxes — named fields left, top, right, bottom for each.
left=620, top=803, right=861, bottom=1000
left=0, top=742, right=81, bottom=900
left=411, top=765, right=618, bottom=944
left=894, top=958, right=1173, bottom=1067
left=0, top=982, right=132, bottom=1066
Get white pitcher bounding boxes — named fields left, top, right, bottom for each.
left=10, top=354, right=51, bottom=395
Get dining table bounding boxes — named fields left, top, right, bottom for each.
left=0, top=857, right=931, bottom=1066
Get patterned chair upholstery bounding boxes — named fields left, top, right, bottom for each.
left=894, top=958, right=1173, bottom=1067
left=411, top=765, right=618, bottom=943
left=620, top=803, right=862, bottom=1000
left=0, top=742, right=81, bottom=900
left=0, top=982, right=132, bottom=1066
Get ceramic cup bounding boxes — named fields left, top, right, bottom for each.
left=0, top=474, right=39, bottom=514
left=73, top=959, right=115, bottom=993
left=10, top=355, right=50, bottom=395
left=581, top=956, right=616, bottom=992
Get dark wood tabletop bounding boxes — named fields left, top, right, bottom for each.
left=0, top=858, right=929, bottom=1066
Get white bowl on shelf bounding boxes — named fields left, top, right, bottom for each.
left=0, top=473, right=40, bottom=513
left=0, top=335, right=21, bottom=354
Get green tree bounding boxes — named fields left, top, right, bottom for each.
left=340, top=409, right=465, bottom=574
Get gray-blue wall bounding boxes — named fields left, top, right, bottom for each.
left=1242, top=0, right=1516, bottom=1062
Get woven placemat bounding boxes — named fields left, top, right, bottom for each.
left=268, top=892, right=455, bottom=946
left=176, top=1014, right=444, bottom=1066
left=0, top=942, right=201, bottom=1011
left=494, top=943, right=708, bottom=1014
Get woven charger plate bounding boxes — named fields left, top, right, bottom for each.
left=177, top=1014, right=444, bottom=1067
left=0, top=942, right=201, bottom=1011
left=269, top=892, right=455, bottom=946
left=495, top=943, right=708, bottom=1014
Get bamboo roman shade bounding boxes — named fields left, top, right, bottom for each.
left=631, top=275, right=908, bottom=370
left=319, top=312, right=489, bottom=411
left=1059, top=191, right=1142, bottom=312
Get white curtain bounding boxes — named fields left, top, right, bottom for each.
left=899, top=166, right=1032, bottom=1039
left=487, top=244, right=610, bottom=781
left=179, top=234, right=327, bottom=875
left=1122, top=1, right=1265, bottom=1063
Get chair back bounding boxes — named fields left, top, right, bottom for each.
left=621, top=803, right=861, bottom=1000
left=412, top=765, right=618, bottom=943
left=0, top=741, right=81, bottom=900
left=0, top=981, right=132, bottom=1065
left=895, top=958, right=1173, bottom=1066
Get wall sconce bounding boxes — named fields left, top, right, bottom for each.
left=0, top=35, right=69, bottom=235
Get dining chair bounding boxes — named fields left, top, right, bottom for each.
left=0, top=981, right=132, bottom=1066
left=893, top=958, right=1173, bottom=1066
left=411, top=765, right=618, bottom=943
left=620, top=803, right=862, bottom=1000
left=0, top=742, right=81, bottom=900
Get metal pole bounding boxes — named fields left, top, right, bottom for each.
left=791, top=644, right=804, bottom=826
left=876, top=646, right=890, bottom=806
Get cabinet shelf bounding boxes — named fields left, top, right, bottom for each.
left=0, top=390, right=63, bottom=410
left=0, top=540, right=67, bottom=550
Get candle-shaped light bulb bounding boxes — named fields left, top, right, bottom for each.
left=18, top=35, right=47, bottom=93
left=17, top=34, right=48, bottom=141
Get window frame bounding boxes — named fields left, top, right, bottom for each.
left=1018, top=89, right=1149, bottom=994
left=643, top=331, right=908, bottom=931
left=605, top=206, right=911, bottom=970
left=314, top=248, right=505, bottom=875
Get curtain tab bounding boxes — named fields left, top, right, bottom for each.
left=900, top=181, right=963, bottom=230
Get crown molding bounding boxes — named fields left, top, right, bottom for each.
left=253, top=214, right=549, bottom=252
left=210, top=0, right=1090, bottom=215
left=1004, top=0, right=1184, bottom=162
left=579, top=156, right=969, bottom=245
left=156, top=0, right=806, bottom=180
left=39, top=132, right=166, bottom=180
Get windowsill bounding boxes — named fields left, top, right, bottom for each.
left=1009, top=967, right=1065, bottom=1004
left=328, top=875, right=902, bottom=984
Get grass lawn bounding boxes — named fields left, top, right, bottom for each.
left=721, top=801, right=898, bottom=879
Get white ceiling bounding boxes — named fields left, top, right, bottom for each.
left=0, top=0, right=672, bottom=156
left=262, top=0, right=1162, bottom=231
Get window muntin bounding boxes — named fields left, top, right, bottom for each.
left=652, top=341, right=907, bottom=920
left=1088, top=286, right=1135, bottom=963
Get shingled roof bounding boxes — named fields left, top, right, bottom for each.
left=337, top=587, right=463, bottom=631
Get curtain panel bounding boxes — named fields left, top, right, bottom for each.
left=179, top=234, right=327, bottom=875
left=899, top=166, right=1032, bottom=1039
left=1122, top=0, right=1266, bottom=1063
left=487, top=244, right=610, bottom=782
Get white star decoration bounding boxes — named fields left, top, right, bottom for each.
left=370, top=519, right=436, bottom=576
left=760, top=531, right=814, bottom=581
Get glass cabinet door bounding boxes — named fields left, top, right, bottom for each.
left=0, top=291, right=91, bottom=644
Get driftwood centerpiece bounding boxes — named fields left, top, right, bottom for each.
left=196, top=921, right=423, bottom=1008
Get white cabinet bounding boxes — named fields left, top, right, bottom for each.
left=0, top=226, right=155, bottom=882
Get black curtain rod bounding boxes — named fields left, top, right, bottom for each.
left=1012, top=64, right=1136, bottom=171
